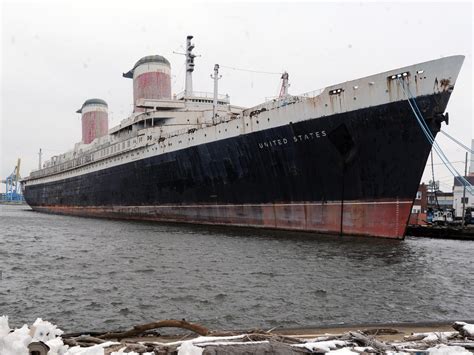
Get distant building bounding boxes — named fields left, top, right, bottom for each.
left=470, top=139, right=474, bottom=176
left=453, top=175, right=474, bottom=218
left=427, top=191, right=453, bottom=210
left=412, top=183, right=428, bottom=213
left=409, top=183, right=428, bottom=225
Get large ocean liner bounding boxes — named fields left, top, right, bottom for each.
left=22, top=36, right=465, bottom=238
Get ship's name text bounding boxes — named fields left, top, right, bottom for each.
left=258, top=130, right=326, bottom=149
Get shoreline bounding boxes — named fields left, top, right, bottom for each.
left=114, top=320, right=474, bottom=343
left=3, top=317, right=474, bottom=354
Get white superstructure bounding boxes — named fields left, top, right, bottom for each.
left=23, top=38, right=464, bottom=190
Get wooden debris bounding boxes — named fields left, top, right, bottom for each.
left=57, top=320, right=474, bottom=354
left=96, top=319, right=209, bottom=340
left=349, top=331, right=393, bottom=352
left=453, top=321, right=474, bottom=339
left=361, top=328, right=401, bottom=335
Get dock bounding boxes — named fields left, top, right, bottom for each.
left=406, top=225, right=474, bottom=240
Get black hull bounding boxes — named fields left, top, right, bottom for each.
left=24, top=93, right=449, bottom=238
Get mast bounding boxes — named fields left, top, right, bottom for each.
left=185, top=35, right=196, bottom=97
left=15, top=158, right=21, bottom=184
left=210, top=64, right=222, bottom=123
left=462, top=151, right=468, bottom=227
left=38, top=148, right=42, bottom=170
left=279, top=71, right=290, bottom=98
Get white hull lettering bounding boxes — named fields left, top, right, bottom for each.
left=258, top=130, right=326, bottom=149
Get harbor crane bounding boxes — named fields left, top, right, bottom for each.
left=1, top=158, right=24, bottom=202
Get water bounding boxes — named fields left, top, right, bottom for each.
left=1, top=204, right=473, bottom=332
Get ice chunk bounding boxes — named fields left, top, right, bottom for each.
left=454, top=321, right=474, bottom=337
left=65, top=341, right=117, bottom=355
left=30, top=318, right=64, bottom=342
left=0, top=316, right=11, bottom=338
left=110, top=351, right=155, bottom=355
left=0, top=324, right=32, bottom=355
left=427, top=344, right=471, bottom=354
left=46, top=337, right=69, bottom=355
left=412, top=331, right=457, bottom=342
left=177, top=341, right=204, bottom=355
left=293, top=340, right=349, bottom=352
left=327, top=348, right=358, bottom=354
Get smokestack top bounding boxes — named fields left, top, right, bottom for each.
left=76, top=98, right=108, bottom=113
left=123, top=55, right=171, bottom=79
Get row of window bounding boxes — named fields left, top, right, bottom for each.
left=33, top=113, right=282, bottom=181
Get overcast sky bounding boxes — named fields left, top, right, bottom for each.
left=1, top=1, right=472, bottom=192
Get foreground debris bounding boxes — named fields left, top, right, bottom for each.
left=1, top=316, right=473, bottom=354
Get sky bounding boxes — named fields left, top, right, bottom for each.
left=1, top=0, right=473, bottom=193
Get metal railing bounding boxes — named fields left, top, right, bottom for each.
left=176, top=91, right=230, bottom=101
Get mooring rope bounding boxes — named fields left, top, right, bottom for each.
left=397, top=78, right=473, bottom=194
left=440, top=130, right=474, bottom=154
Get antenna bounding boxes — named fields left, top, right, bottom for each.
left=210, top=64, right=222, bottom=124
left=279, top=71, right=290, bottom=98
left=185, top=35, right=196, bottom=97
left=173, top=35, right=200, bottom=98
left=16, top=158, right=21, bottom=183
left=38, top=148, right=42, bottom=170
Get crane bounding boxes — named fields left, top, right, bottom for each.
left=1, top=158, right=24, bottom=202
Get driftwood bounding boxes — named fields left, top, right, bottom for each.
left=449, top=342, right=474, bottom=349
left=349, top=331, right=393, bottom=351
left=98, top=319, right=209, bottom=340
left=202, top=340, right=312, bottom=354
left=453, top=321, right=474, bottom=339
left=361, top=328, right=401, bottom=335
left=403, top=333, right=427, bottom=341
left=63, top=330, right=105, bottom=338
left=62, top=338, right=78, bottom=347
left=75, top=335, right=108, bottom=344
left=55, top=320, right=474, bottom=354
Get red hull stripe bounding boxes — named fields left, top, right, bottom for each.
left=33, top=200, right=412, bottom=239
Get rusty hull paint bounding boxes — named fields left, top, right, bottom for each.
left=33, top=200, right=412, bottom=239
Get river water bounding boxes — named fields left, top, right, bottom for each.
left=1, top=204, right=473, bottom=332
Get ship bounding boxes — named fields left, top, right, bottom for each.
left=22, top=36, right=465, bottom=239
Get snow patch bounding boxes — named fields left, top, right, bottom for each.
left=0, top=316, right=121, bottom=355
left=0, top=323, right=32, bottom=355
left=327, top=348, right=358, bottom=354
left=293, top=340, right=349, bottom=352
left=63, top=341, right=117, bottom=355
left=412, top=331, right=457, bottom=342
left=177, top=341, right=204, bottom=355
left=0, top=316, right=11, bottom=338
left=110, top=351, right=154, bottom=355
left=30, top=318, right=64, bottom=342
left=454, top=322, right=474, bottom=337
left=427, top=344, right=471, bottom=354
